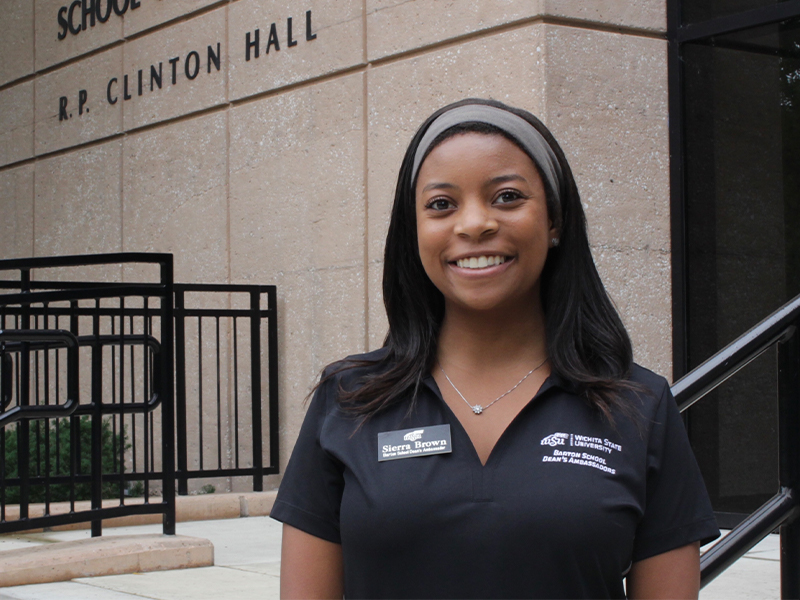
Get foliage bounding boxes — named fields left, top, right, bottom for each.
left=1, top=416, right=129, bottom=504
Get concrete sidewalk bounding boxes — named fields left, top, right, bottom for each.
left=0, top=517, right=781, bottom=599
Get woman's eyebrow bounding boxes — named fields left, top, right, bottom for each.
left=421, top=182, right=459, bottom=193
left=487, top=174, right=527, bottom=186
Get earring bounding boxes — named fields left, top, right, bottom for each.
left=551, top=238, right=560, bottom=247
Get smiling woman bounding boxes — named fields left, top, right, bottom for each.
left=270, top=99, right=720, bottom=599
left=415, top=133, right=555, bottom=318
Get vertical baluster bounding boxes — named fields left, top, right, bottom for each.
left=129, top=313, right=136, bottom=475
left=90, top=298, right=102, bottom=537
left=143, top=297, right=150, bottom=501
left=216, top=316, right=222, bottom=470
left=19, top=269, right=31, bottom=520
left=54, top=327, right=61, bottom=485
left=175, top=288, right=188, bottom=495
left=198, top=315, right=204, bottom=472
left=120, top=298, right=128, bottom=493
left=43, top=307, right=51, bottom=514
left=779, top=326, right=800, bottom=599
left=69, top=300, right=78, bottom=513
left=34, top=315, right=41, bottom=482
left=251, top=290, right=264, bottom=492
left=147, top=308, right=154, bottom=473
left=233, top=317, right=240, bottom=469
left=111, top=311, right=120, bottom=502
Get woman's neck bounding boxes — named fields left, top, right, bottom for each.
left=436, top=301, right=548, bottom=373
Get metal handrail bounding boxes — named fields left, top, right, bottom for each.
left=671, top=293, right=800, bottom=593
left=0, top=252, right=176, bottom=538
left=673, top=294, right=800, bottom=411
left=0, top=330, right=79, bottom=426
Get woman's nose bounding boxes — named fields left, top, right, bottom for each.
left=454, top=200, right=498, bottom=238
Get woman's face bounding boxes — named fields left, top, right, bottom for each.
left=415, top=132, right=557, bottom=315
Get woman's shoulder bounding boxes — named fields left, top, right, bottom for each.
left=627, top=363, right=671, bottom=397
left=621, top=363, right=680, bottom=427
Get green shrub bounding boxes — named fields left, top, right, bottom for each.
left=1, top=416, right=129, bottom=504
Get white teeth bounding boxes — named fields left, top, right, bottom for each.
left=456, top=256, right=506, bottom=269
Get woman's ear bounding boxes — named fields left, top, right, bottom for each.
left=549, top=225, right=561, bottom=248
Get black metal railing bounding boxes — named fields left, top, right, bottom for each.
left=174, top=283, right=278, bottom=495
left=672, top=293, right=800, bottom=596
left=0, top=253, right=176, bottom=536
left=0, top=253, right=278, bottom=536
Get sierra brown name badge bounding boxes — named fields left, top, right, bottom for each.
left=378, top=424, right=452, bottom=462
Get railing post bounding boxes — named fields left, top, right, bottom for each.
left=267, top=287, right=279, bottom=474
left=18, top=269, right=31, bottom=522
left=91, top=300, right=103, bottom=537
left=160, top=257, right=176, bottom=535
left=250, top=290, right=263, bottom=492
left=174, top=287, right=188, bottom=496
left=779, top=324, right=800, bottom=599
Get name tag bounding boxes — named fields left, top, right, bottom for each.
left=378, top=424, right=452, bottom=462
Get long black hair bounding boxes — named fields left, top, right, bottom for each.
left=331, top=98, right=635, bottom=420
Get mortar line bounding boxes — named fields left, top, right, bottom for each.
left=225, top=1, right=232, bottom=288
left=362, top=0, right=370, bottom=351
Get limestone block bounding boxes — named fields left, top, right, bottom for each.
left=366, top=0, right=544, bottom=61
left=34, top=140, right=123, bottom=279
left=35, top=0, right=124, bottom=72
left=543, top=26, right=670, bottom=252
left=544, top=0, right=666, bottom=32
left=122, top=112, right=228, bottom=283
left=0, top=82, right=34, bottom=166
left=122, top=7, right=227, bottom=130
left=228, top=0, right=363, bottom=101
left=229, top=73, right=366, bottom=465
left=34, top=46, right=123, bottom=155
left=0, top=164, right=35, bottom=260
left=366, top=0, right=665, bottom=61
left=123, top=0, right=222, bottom=36
left=0, top=0, right=34, bottom=86
left=593, top=245, right=672, bottom=379
left=365, top=24, right=547, bottom=346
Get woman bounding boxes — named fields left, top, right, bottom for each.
left=271, top=98, right=719, bottom=599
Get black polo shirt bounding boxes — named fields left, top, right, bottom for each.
left=271, top=349, right=719, bottom=599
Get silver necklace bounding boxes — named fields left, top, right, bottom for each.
left=439, top=357, right=548, bottom=415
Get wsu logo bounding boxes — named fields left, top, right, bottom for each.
left=403, top=429, right=424, bottom=442
left=540, top=432, right=569, bottom=447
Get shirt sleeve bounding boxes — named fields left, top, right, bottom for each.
left=631, top=381, right=720, bottom=561
left=269, top=376, right=345, bottom=544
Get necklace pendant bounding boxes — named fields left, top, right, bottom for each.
left=472, top=405, right=484, bottom=415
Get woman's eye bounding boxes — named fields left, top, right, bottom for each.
left=495, top=190, right=522, bottom=204
left=427, top=198, right=454, bottom=211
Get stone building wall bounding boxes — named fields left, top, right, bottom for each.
left=0, top=0, right=671, bottom=489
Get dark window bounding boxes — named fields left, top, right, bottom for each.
left=671, top=6, right=800, bottom=520
left=683, top=0, right=791, bottom=24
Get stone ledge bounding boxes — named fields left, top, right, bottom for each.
left=3, top=490, right=277, bottom=532
left=0, top=534, right=214, bottom=588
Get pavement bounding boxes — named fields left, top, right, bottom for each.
left=0, top=518, right=781, bottom=599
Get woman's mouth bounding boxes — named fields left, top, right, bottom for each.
left=455, top=255, right=507, bottom=269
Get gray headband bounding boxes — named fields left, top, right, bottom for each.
left=411, top=105, right=563, bottom=211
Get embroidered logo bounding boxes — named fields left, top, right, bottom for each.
left=540, top=432, right=569, bottom=447
left=540, top=432, right=622, bottom=475
left=403, top=429, right=425, bottom=442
